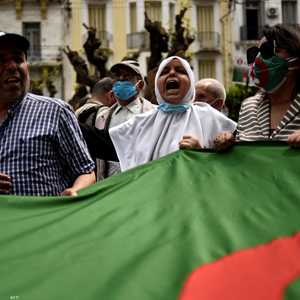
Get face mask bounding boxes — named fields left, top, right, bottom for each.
left=158, top=102, right=190, bottom=113
left=112, top=80, right=138, bottom=101
left=250, top=54, right=289, bottom=93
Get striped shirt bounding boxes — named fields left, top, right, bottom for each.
left=237, top=92, right=300, bottom=141
left=0, top=93, right=95, bottom=196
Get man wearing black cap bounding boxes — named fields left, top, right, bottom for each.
left=93, top=60, right=154, bottom=180
left=0, top=32, right=95, bottom=196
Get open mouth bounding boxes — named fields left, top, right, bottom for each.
left=166, top=79, right=180, bottom=91
left=5, top=77, right=20, bottom=84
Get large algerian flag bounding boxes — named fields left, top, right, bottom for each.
left=1, top=143, right=300, bottom=300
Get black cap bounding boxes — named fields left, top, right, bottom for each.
left=0, top=32, right=30, bottom=54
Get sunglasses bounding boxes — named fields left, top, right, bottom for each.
left=246, top=40, right=276, bottom=64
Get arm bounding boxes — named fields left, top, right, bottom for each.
left=80, top=123, right=119, bottom=161
left=61, top=172, right=96, bottom=196
left=209, top=105, right=237, bottom=152
left=0, top=172, right=12, bottom=194
left=287, top=130, right=300, bottom=148
left=56, top=105, right=96, bottom=195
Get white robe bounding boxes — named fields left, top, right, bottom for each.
left=110, top=103, right=236, bottom=171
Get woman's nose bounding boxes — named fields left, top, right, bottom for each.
left=169, top=67, right=176, bottom=75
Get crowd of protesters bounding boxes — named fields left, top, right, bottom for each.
left=1, top=23, right=300, bottom=196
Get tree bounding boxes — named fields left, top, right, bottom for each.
left=168, top=7, right=195, bottom=58
left=83, top=23, right=108, bottom=79
left=63, top=46, right=95, bottom=88
left=144, top=11, right=169, bottom=71
left=64, top=24, right=109, bottom=109
left=144, top=7, right=194, bottom=72
left=144, top=6, right=195, bottom=103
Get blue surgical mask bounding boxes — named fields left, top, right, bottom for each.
left=112, top=81, right=138, bottom=101
left=158, top=103, right=191, bottom=113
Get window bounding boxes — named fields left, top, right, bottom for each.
left=196, top=5, right=213, bottom=33
left=246, top=9, right=259, bottom=40
left=130, top=2, right=137, bottom=33
left=145, top=0, right=161, bottom=22
left=169, top=2, right=175, bottom=30
left=23, top=22, right=41, bottom=61
left=241, top=0, right=264, bottom=40
left=197, top=5, right=217, bottom=49
left=198, top=60, right=215, bottom=79
left=88, top=4, right=106, bottom=38
left=282, top=0, right=297, bottom=25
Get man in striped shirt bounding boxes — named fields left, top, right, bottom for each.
left=0, top=32, right=95, bottom=196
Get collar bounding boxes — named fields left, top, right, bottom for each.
left=259, top=92, right=300, bottom=137
left=114, top=97, right=142, bottom=115
left=6, top=93, right=27, bottom=118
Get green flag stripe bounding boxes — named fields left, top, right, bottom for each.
left=0, top=143, right=299, bottom=299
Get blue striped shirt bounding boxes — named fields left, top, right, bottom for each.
left=0, top=93, right=95, bottom=196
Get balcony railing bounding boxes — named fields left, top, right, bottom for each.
left=127, top=31, right=150, bottom=50
left=28, top=45, right=63, bottom=64
left=27, top=49, right=41, bottom=62
left=196, top=32, right=220, bottom=51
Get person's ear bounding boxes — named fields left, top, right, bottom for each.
left=107, top=90, right=117, bottom=106
left=136, top=79, right=144, bottom=91
left=213, top=99, right=225, bottom=111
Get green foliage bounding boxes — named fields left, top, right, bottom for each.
left=226, top=84, right=258, bottom=121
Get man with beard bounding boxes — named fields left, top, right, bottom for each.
left=0, top=32, right=95, bottom=196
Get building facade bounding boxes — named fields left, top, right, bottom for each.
left=189, top=0, right=233, bottom=88
left=0, top=0, right=233, bottom=99
left=75, top=0, right=233, bottom=93
left=0, top=0, right=68, bottom=98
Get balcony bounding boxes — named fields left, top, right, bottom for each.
left=127, top=31, right=150, bottom=50
left=196, top=32, right=220, bottom=51
left=28, top=45, right=63, bottom=66
left=27, top=49, right=41, bottom=62
left=96, top=30, right=113, bottom=49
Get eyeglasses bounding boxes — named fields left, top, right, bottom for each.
left=246, top=40, right=275, bottom=64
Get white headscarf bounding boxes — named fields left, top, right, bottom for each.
left=154, top=56, right=195, bottom=105
left=110, top=56, right=236, bottom=171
